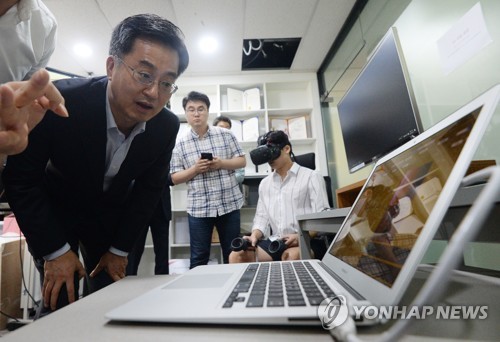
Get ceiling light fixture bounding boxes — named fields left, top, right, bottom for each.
left=73, top=43, right=92, bottom=58
left=199, top=36, right=218, bottom=54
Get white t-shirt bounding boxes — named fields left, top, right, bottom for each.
left=0, top=0, right=57, bottom=83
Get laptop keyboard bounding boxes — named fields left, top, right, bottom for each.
left=222, top=261, right=336, bottom=308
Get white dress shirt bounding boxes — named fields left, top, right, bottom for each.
left=252, top=163, right=330, bottom=238
left=103, top=92, right=146, bottom=191
left=0, top=0, right=57, bottom=83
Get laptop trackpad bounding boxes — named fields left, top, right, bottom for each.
left=163, top=273, right=233, bottom=289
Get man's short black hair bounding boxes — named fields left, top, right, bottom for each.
left=182, top=91, right=210, bottom=110
left=109, top=13, right=189, bottom=77
left=213, top=115, right=232, bottom=128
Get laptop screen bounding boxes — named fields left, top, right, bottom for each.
left=329, top=107, right=482, bottom=288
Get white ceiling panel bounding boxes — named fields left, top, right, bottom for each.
left=173, top=0, right=245, bottom=75
left=293, top=0, right=356, bottom=71
left=243, top=0, right=316, bottom=38
left=95, top=0, right=178, bottom=25
left=42, top=0, right=356, bottom=77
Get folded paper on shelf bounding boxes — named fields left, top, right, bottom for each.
left=230, top=117, right=259, bottom=142
left=227, top=87, right=261, bottom=111
left=270, top=116, right=307, bottom=139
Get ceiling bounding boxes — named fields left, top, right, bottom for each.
left=43, top=0, right=357, bottom=78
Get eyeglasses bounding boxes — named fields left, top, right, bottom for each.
left=115, top=56, right=178, bottom=95
left=186, top=107, right=208, bottom=115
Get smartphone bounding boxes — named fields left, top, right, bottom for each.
left=200, top=152, right=213, bottom=160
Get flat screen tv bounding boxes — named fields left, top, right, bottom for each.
left=337, top=27, right=422, bottom=173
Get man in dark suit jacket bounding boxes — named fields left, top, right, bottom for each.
left=2, top=14, right=189, bottom=313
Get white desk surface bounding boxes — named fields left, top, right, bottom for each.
left=3, top=275, right=333, bottom=342
left=4, top=268, right=499, bottom=341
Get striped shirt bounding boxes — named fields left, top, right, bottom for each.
left=170, top=125, right=245, bottom=217
left=253, top=163, right=330, bottom=238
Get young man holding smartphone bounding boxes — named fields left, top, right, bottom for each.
left=170, top=91, right=246, bottom=268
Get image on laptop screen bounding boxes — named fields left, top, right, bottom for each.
left=329, top=107, right=481, bottom=288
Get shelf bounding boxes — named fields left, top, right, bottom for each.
left=267, top=108, right=312, bottom=116
left=289, top=138, right=316, bottom=146
left=239, top=141, right=259, bottom=149
left=220, top=83, right=263, bottom=92
left=219, top=109, right=266, bottom=117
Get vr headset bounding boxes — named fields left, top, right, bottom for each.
left=250, top=144, right=282, bottom=165
left=249, top=132, right=284, bottom=165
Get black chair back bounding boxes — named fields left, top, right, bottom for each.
left=293, top=153, right=316, bottom=170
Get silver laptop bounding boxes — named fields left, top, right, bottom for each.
left=106, top=85, right=500, bottom=326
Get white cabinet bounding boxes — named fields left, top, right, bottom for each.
left=168, top=73, right=327, bottom=263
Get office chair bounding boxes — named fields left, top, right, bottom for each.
left=293, top=152, right=316, bottom=170
left=294, top=152, right=334, bottom=207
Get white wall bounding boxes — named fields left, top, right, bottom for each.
left=325, top=0, right=500, bottom=189
left=395, top=0, right=500, bottom=163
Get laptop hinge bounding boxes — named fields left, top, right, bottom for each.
left=317, top=262, right=365, bottom=301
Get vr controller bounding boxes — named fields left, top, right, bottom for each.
left=268, top=238, right=287, bottom=255
left=230, top=236, right=287, bottom=256
left=230, top=237, right=249, bottom=252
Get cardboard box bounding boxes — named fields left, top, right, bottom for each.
left=0, top=237, right=25, bottom=329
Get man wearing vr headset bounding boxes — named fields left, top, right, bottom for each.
left=229, top=130, right=329, bottom=263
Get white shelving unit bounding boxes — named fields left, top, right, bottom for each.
left=167, top=72, right=327, bottom=265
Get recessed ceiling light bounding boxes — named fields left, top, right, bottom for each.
left=199, top=36, right=218, bottom=54
left=73, top=43, right=92, bottom=58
